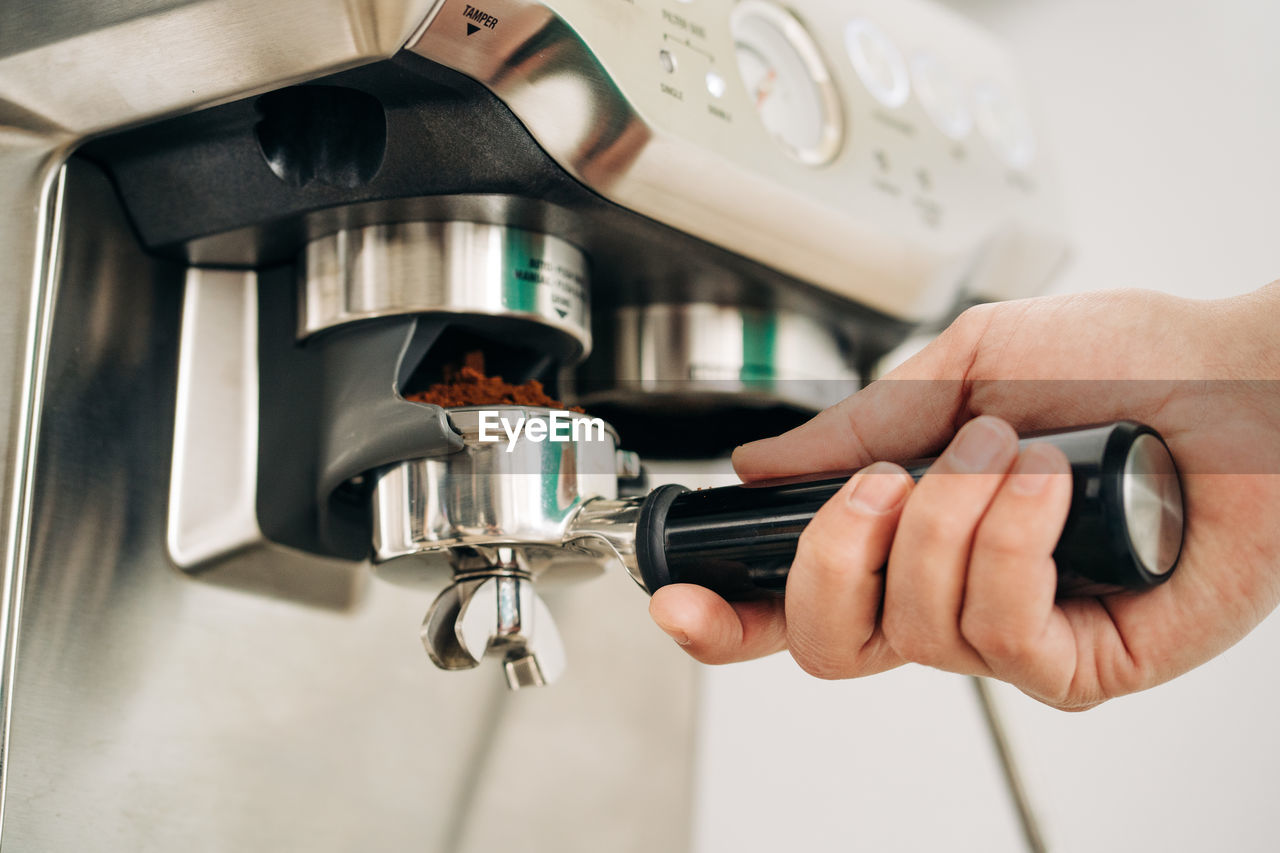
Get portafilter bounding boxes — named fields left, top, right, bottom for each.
left=372, top=411, right=1184, bottom=688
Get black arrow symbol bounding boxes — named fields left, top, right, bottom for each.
left=554, top=308, right=568, bottom=319
left=466, top=23, right=480, bottom=36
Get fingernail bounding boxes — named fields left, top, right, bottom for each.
left=659, top=625, right=692, bottom=646
left=848, top=462, right=911, bottom=514
left=952, top=417, right=1013, bottom=471
left=1009, top=445, right=1061, bottom=496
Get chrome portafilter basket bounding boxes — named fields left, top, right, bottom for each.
left=370, top=406, right=644, bottom=689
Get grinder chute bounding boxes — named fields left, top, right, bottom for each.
left=168, top=218, right=612, bottom=684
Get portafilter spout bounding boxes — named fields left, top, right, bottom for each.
left=421, top=548, right=566, bottom=689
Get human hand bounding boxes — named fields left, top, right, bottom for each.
left=650, top=284, right=1280, bottom=709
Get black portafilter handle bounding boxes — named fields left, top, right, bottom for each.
left=635, top=421, right=1185, bottom=599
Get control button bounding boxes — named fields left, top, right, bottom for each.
left=844, top=19, right=909, bottom=109
left=974, top=84, right=1036, bottom=169
left=911, top=54, right=972, bottom=140
left=705, top=69, right=727, bottom=98
left=659, top=49, right=677, bottom=74
left=731, top=0, right=843, bottom=166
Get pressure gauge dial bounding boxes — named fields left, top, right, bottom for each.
left=731, top=1, right=843, bottom=166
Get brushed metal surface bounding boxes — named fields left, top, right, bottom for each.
left=372, top=406, right=630, bottom=686
left=0, top=0, right=442, bottom=137
left=0, top=0, right=1063, bottom=844
left=300, top=222, right=591, bottom=362
left=0, top=141, right=65, bottom=845
left=579, top=302, right=859, bottom=412
left=1123, top=433, right=1184, bottom=577
left=1, top=2, right=441, bottom=836
left=1, top=157, right=696, bottom=851
left=372, top=407, right=619, bottom=573
left=410, top=0, right=1067, bottom=322
left=423, top=571, right=568, bottom=687
left=167, top=268, right=271, bottom=569
left=167, top=267, right=367, bottom=609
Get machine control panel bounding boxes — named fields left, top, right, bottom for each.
left=412, top=0, right=1065, bottom=322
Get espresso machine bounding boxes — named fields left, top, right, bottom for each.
left=0, top=0, right=1073, bottom=848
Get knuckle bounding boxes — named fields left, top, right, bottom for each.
left=972, top=519, right=1034, bottom=562
left=787, top=632, right=853, bottom=680
left=792, top=654, right=850, bottom=681
left=898, top=638, right=948, bottom=668
left=907, top=505, right=974, bottom=552
left=689, top=648, right=737, bottom=666
left=948, top=303, right=998, bottom=344
left=960, top=611, right=1033, bottom=662
left=882, top=616, right=946, bottom=667
left=832, top=399, right=875, bottom=464
left=794, top=522, right=853, bottom=582
left=1042, top=694, right=1105, bottom=713
left=1056, top=700, right=1102, bottom=713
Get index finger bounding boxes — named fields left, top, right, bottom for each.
left=732, top=312, right=984, bottom=482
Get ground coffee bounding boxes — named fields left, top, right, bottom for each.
left=405, top=351, right=583, bottom=411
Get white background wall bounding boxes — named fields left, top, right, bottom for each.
left=691, top=1, right=1280, bottom=850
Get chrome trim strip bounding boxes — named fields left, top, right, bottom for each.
left=0, top=155, right=65, bottom=846
left=168, top=268, right=265, bottom=568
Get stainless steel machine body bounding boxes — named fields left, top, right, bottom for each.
left=405, top=0, right=1064, bottom=320
left=1, top=155, right=699, bottom=850
left=0, top=0, right=1064, bottom=847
